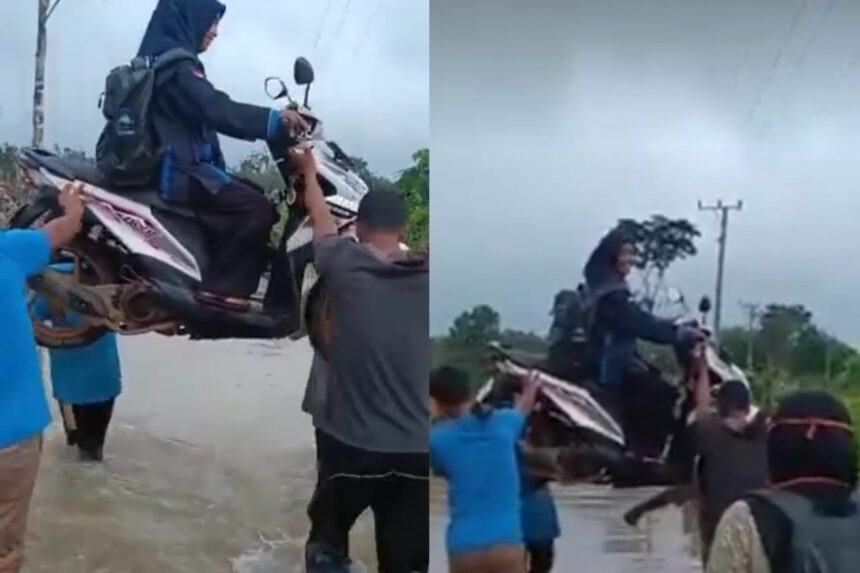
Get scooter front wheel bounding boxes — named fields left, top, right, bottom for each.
left=305, top=279, right=331, bottom=359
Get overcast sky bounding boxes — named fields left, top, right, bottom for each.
left=432, top=0, right=860, bottom=344
left=0, top=0, right=427, bottom=177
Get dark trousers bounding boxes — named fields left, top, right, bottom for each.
left=306, top=430, right=429, bottom=573
left=59, top=399, right=115, bottom=460
left=192, top=181, right=276, bottom=298
left=525, top=541, right=555, bottom=573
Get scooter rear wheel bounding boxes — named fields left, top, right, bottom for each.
left=10, top=200, right=113, bottom=348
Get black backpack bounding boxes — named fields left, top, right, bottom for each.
left=96, top=48, right=195, bottom=188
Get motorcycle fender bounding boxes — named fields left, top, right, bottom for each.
left=288, top=260, right=319, bottom=341
left=7, top=186, right=59, bottom=228
left=9, top=185, right=98, bottom=229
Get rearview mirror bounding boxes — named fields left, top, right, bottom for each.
left=294, top=57, right=315, bottom=86
left=698, top=296, right=712, bottom=314
left=264, top=77, right=289, bottom=100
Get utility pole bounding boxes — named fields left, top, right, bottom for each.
left=739, top=301, right=761, bottom=371
left=32, top=0, right=66, bottom=147
left=698, top=200, right=743, bottom=341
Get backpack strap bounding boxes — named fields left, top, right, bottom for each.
left=152, top=47, right=197, bottom=71
left=151, top=48, right=197, bottom=87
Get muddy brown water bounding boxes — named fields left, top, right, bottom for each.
left=25, top=335, right=377, bottom=573
left=26, top=334, right=703, bottom=572
left=429, top=482, right=703, bottom=573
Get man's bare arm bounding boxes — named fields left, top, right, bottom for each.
left=693, top=345, right=712, bottom=419
left=516, top=370, right=541, bottom=414
left=43, top=182, right=85, bottom=249
left=291, top=149, right=337, bottom=237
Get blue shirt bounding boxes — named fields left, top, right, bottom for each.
left=520, top=481, right=560, bottom=543
left=33, top=300, right=122, bottom=404
left=430, top=408, right=526, bottom=555
left=0, top=230, right=52, bottom=449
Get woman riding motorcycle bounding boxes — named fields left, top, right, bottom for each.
left=135, top=0, right=306, bottom=302
left=583, top=228, right=704, bottom=454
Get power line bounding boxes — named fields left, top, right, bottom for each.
left=747, top=0, right=807, bottom=124
left=698, top=200, right=743, bottom=341
left=313, top=0, right=334, bottom=53
left=351, top=0, right=383, bottom=56
left=321, top=0, right=353, bottom=71
left=45, top=0, right=64, bottom=21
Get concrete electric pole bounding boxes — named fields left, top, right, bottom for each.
left=698, top=200, right=743, bottom=340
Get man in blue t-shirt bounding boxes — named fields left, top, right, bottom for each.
left=431, top=366, right=540, bottom=573
left=0, top=183, right=84, bottom=572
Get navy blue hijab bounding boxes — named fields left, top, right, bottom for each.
left=138, top=0, right=226, bottom=57
left=583, top=229, right=632, bottom=302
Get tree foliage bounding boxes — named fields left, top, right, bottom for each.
left=233, top=150, right=284, bottom=193
left=720, top=303, right=857, bottom=394
left=616, top=215, right=700, bottom=307
left=396, top=149, right=429, bottom=249
left=448, top=304, right=500, bottom=345
left=232, top=147, right=429, bottom=249
left=434, top=298, right=860, bottom=399
left=433, top=304, right=547, bottom=388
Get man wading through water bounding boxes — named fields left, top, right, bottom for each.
left=290, top=149, right=429, bottom=573
left=0, top=183, right=84, bottom=573
left=624, top=346, right=768, bottom=566
left=692, top=347, right=768, bottom=563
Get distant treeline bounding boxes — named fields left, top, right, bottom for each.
left=433, top=302, right=860, bottom=407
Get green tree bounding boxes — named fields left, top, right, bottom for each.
left=233, top=150, right=284, bottom=194
left=499, top=329, right=548, bottom=355
left=433, top=304, right=502, bottom=386
left=839, top=354, right=860, bottom=389
left=616, top=215, right=700, bottom=308
left=449, top=304, right=500, bottom=344
left=395, top=149, right=429, bottom=249
left=350, top=156, right=399, bottom=194
left=758, top=304, right=812, bottom=372
left=0, top=143, right=20, bottom=184
left=348, top=150, right=429, bottom=248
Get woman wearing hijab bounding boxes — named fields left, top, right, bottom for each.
left=131, top=0, right=307, bottom=302
left=583, top=228, right=703, bottom=455
left=706, top=391, right=860, bottom=573
left=584, top=228, right=704, bottom=391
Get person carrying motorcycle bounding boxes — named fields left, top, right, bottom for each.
left=583, top=228, right=705, bottom=453
left=134, top=0, right=307, bottom=302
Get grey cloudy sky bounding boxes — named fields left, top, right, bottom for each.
left=0, top=0, right=427, bottom=177
left=432, top=0, right=860, bottom=343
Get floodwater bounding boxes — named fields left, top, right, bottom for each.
left=24, top=335, right=377, bottom=573
left=26, top=334, right=704, bottom=573
left=429, top=483, right=703, bottom=573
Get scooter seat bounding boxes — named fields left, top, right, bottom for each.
left=22, top=148, right=109, bottom=188
left=121, top=190, right=198, bottom=219
left=21, top=148, right=196, bottom=219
